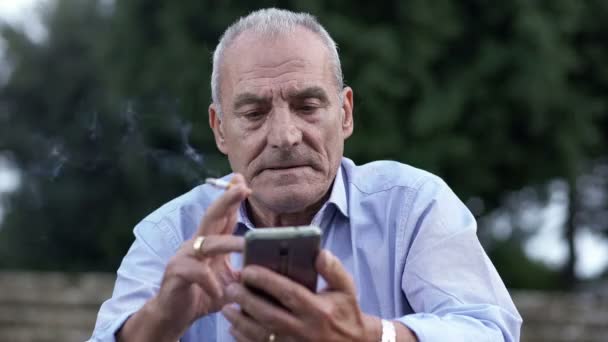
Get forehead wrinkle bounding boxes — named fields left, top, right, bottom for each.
left=247, top=58, right=308, bottom=72
left=238, top=64, right=317, bottom=85
left=236, top=74, right=323, bottom=92
left=235, top=69, right=327, bottom=96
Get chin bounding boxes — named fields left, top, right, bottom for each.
left=254, top=184, right=325, bottom=214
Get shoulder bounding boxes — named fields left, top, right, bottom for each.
left=342, top=158, right=465, bottom=226
left=139, top=184, right=219, bottom=225
left=342, top=158, right=476, bottom=242
left=132, top=177, right=231, bottom=250
left=341, top=157, right=445, bottom=196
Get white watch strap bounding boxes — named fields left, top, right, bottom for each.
left=381, top=319, right=396, bottom=342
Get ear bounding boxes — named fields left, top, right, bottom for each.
left=340, top=87, right=354, bottom=139
left=209, top=103, right=228, bottom=155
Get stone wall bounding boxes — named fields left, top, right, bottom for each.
left=514, top=290, right=608, bottom=341
left=0, top=272, right=606, bottom=341
left=0, top=272, right=114, bottom=342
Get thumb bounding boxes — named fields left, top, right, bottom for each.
left=316, top=249, right=356, bottom=295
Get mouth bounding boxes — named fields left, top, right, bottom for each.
left=261, top=165, right=310, bottom=173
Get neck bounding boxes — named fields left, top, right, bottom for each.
left=246, top=194, right=329, bottom=227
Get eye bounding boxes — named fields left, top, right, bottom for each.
left=299, top=105, right=316, bottom=113
left=295, top=101, right=321, bottom=114
left=243, top=111, right=266, bottom=121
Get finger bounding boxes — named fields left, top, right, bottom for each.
left=166, top=256, right=224, bottom=299
left=189, top=235, right=245, bottom=258
left=225, top=283, right=302, bottom=334
left=315, top=249, right=356, bottom=294
left=199, top=185, right=248, bottom=235
left=240, top=265, right=318, bottom=314
left=228, top=173, right=247, bottom=187
left=219, top=258, right=241, bottom=285
left=197, top=174, right=251, bottom=235
left=221, top=201, right=239, bottom=235
left=229, top=327, right=256, bottom=342
left=222, top=305, right=270, bottom=342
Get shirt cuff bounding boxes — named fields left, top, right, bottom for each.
left=396, top=313, right=507, bottom=342
left=87, top=311, right=136, bottom=342
left=395, top=314, right=430, bottom=341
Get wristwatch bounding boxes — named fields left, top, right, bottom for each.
left=381, top=319, right=396, bottom=342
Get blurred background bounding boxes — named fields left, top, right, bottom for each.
left=0, top=0, right=607, bottom=341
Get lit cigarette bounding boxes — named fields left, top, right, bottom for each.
left=205, top=178, right=233, bottom=190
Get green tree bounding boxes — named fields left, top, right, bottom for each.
left=1, top=0, right=607, bottom=289
left=0, top=0, right=221, bottom=271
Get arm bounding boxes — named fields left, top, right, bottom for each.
left=116, top=232, right=246, bottom=342
left=396, top=180, right=522, bottom=341
left=394, top=321, right=419, bottom=342
left=116, top=297, right=180, bottom=342
left=89, top=175, right=252, bottom=342
left=88, top=221, right=174, bottom=342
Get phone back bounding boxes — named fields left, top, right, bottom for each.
left=244, top=227, right=321, bottom=292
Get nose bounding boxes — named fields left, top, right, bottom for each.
left=267, top=107, right=302, bottom=150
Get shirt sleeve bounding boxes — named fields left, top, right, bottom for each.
left=396, top=179, right=522, bottom=342
left=88, top=219, right=180, bottom=342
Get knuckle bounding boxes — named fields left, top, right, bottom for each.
left=260, top=314, right=279, bottom=331
left=199, top=262, right=212, bottom=276
left=164, top=258, right=183, bottom=278
left=268, top=320, right=292, bottom=336
left=335, top=294, right=356, bottom=317
left=318, top=302, right=335, bottom=321
left=231, top=288, right=245, bottom=305
left=280, top=286, right=301, bottom=308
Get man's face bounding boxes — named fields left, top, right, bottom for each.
left=209, top=27, right=354, bottom=214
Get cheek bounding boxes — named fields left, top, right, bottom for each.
left=318, top=121, right=345, bottom=154
left=226, top=129, right=265, bottom=173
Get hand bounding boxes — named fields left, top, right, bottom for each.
left=222, top=249, right=381, bottom=342
left=118, top=174, right=251, bottom=342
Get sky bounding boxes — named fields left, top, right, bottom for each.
left=0, top=0, right=38, bottom=205
left=523, top=182, right=608, bottom=279
left=0, top=0, right=46, bottom=42
left=0, top=0, right=607, bottom=279
left=0, top=1, right=37, bottom=18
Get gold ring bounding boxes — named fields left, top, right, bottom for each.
left=268, top=333, right=276, bottom=342
left=193, top=236, right=206, bottom=256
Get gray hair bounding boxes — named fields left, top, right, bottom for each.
left=211, top=8, right=344, bottom=116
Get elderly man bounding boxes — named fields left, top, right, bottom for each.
left=90, top=8, right=522, bottom=342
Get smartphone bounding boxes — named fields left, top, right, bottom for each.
left=243, top=226, right=321, bottom=292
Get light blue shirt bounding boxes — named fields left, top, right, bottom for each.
left=90, top=157, right=522, bottom=341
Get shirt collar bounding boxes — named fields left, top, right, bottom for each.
left=236, top=163, right=349, bottom=229
left=327, top=163, right=349, bottom=218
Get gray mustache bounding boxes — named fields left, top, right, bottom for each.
left=254, top=150, right=318, bottom=172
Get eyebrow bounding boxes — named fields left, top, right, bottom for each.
left=232, top=86, right=331, bottom=111
left=286, top=86, right=330, bottom=104
left=233, top=93, right=271, bottom=111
